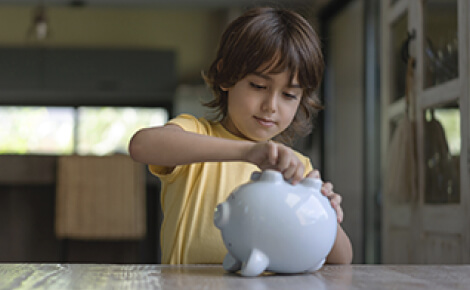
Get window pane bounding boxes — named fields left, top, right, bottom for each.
left=77, top=107, right=168, bottom=156
left=391, top=13, right=408, bottom=102
left=423, top=0, right=458, bottom=88
left=423, top=102, right=460, bottom=204
left=0, top=107, right=74, bottom=154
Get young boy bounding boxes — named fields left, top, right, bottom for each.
left=129, top=7, right=352, bottom=265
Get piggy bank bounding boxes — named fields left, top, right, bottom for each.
left=214, top=170, right=337, bottom=277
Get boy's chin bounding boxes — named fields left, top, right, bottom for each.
left=246, top=135, right=275, bottom=143
left=241, top=129, right=278, bottom=142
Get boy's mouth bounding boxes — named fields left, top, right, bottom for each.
left=254, top=116, right=276, bottom=127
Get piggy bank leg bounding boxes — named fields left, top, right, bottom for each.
left=240, top=248, right=269, bottom=277
left=223, top=253, right=242, bottom=272
left=306, top=258, right=325, bottom=273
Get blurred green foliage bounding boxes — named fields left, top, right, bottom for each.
left=0, top=106, right=167, bottom=155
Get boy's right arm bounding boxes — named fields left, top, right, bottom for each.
left=128, top=124, right=306, bottom=183
left=129, top=124, right=253, bottom=169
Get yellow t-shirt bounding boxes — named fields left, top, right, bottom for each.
left=149, top=114, right=313, bottom=264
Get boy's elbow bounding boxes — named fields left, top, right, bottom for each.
left=336, top=239, right=353, bottom=264
left=334, top=241, right=353, bottom=264
left=325, top=225, right=353, bottom=264
left=339, top=250, right=353, bottom=265
left=128, top=130, right=145, bottom=163
left=326, top=248, right=353, bottom=265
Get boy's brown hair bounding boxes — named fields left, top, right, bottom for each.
left=203, top=7, right=324, bottom=145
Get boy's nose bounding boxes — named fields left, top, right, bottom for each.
left=261, top=93, right=277, bottom=113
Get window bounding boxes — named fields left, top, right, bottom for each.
left=0, top=106, right=168, bottom=155
left=0, top=106, right=74, bottom=154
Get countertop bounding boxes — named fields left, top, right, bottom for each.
left=0, top=263, right=468, bottom=289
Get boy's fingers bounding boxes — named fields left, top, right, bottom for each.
left=321, top=182, right=334, bottom=196
left=282, top=162, right=296, bottom=181
left=276, top=150, right=291, bottom=172
left=267, top=141, right=277, bottom=165
left=332, top=202, right=344, bottom=223
left=285, top=162, right=304, bottom=185
left=294, top=163, right=305, bottom=184
left=312, top=169, right=321, bottom=179
left=324, top=189, right=342, bottom=206
left=332, top=193, right=342, bottom=205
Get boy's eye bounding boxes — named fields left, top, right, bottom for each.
left=283, top=92, right=298, bottom=100
left=249, top=82, right=266, bottom=89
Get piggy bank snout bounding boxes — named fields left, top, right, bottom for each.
left=214, top=202, right=230, bottom=229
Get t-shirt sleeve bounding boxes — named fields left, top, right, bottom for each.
left=166, top=114, right=208, bottom=134
left=148, top=114, right=207, bottom=181
left=293, top=151, right=314, bottom=178
left=304, top=159, right=314, bottom=176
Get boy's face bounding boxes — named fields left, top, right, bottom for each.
left=221, top=69, right=302, bottom=142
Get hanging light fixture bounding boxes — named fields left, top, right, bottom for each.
left=28, top=1, right=50, bottom=41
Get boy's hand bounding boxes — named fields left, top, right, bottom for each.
left=307, top=170, right=344, bottom=223
left=244, top=141, right=305, bottom=184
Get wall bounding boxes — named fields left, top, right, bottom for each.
left=323, top=0, right=365, bottom=263
left=0, top=5, right=224, bottom=82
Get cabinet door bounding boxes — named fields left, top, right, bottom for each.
left=381, top=0, right=417, bottom=264
left=416, top=0, right=468, bottom=263
left=0, top=48, right=44, bottom=90
left=381, top=0, right=469, bottom=264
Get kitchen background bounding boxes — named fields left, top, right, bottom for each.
left=0, top=0, right=468, bottom=265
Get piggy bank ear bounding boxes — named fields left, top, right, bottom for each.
left=250, top=171, right=262, bottom=181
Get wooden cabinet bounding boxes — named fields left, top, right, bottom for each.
left=0, top=48, right=176, bottom=106
left=0, top=155, right=161, bottom=263
left=381, top=0, right=469, bottom=263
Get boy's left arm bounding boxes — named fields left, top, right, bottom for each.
left=326, top=224, right=353, bottom=264
left=307, top=170, right=353, bottom=264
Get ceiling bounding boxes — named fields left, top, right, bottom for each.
left=0, top=0, right=331, bottom=10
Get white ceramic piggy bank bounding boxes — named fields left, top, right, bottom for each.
left=214, top=170, right=337, bottom=277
